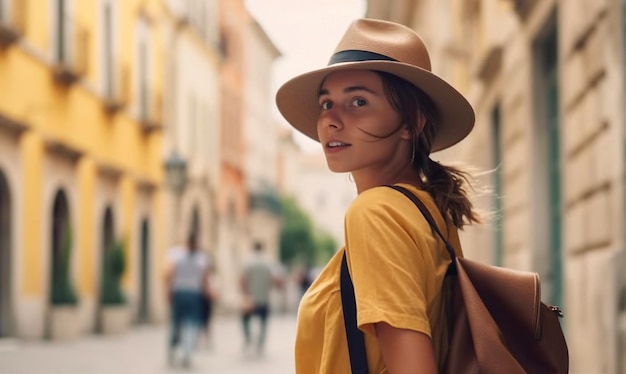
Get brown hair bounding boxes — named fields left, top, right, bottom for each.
left=376, top=71, right=481, bottom=229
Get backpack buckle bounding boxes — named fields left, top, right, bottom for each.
left=548, top=305, right=564, bottom=318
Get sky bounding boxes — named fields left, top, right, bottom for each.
left=245, top=0, right=367, bottom=153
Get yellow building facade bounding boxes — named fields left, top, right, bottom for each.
left=0, top=0, right=167, bottom=339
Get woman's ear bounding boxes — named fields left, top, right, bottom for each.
left=400, top=113, right=426, bottom=140
left=416, top=112, right=426, bottom=133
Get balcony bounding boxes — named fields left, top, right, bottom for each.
left=0, top=112, right=27, bottom=137
left=103, top=63, right=130, bottom=114
left=248, top=183, right=282, bottom=216
left=476, top=44, right=503, bottom=82
left=0, top=0, right=27, bottom=47
left=471, top=2, right=510, bottom=82
left=53, top=22, right=89, bottom=86
left=139, top=91, right=163, bottom=133
left=43, top=137, right=83, bottom=163
left=507, top=0, right=539, bottom=19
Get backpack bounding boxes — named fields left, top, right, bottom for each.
left=340, top=185, right=569, bottom=374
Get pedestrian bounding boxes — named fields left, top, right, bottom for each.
left=239, top=241, right=282, bottom=355
left=164, top=232, right=210, bottom=368
left=275, top=18, right=482, bottom=373
left=199, top=255, right=218, bottom=348
left=297, top=263, right=314, bottom=298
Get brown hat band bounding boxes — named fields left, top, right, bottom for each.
left=328, top=50, right=397, bottom=65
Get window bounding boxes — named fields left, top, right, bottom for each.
left=103, top=1, right=113, bottom=97
left=56, top=0, right=67, bottom=62
left=135, top=17, right=152, bottom=121
left=139, top=41, right=148, bottom=118
left=491, top=104, right=503, bottom=266
left=189, top=94, right=196, bottom=155
left=532, top=19, right=562, bottom=307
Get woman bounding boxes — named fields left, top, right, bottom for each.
left=275, top=19, right=481, bottom=373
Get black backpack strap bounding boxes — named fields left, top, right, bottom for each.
left=386, top=185, right=457, bottom=268
left=340, top=252, right=369, bottom=374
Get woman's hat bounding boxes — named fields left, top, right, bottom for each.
left=275, top=18, right=475, bottom=152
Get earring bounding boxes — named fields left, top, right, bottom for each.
left=410, top=139, right=416, bottom=165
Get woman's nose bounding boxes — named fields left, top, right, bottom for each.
left=318, top=109, right=342, bottom=130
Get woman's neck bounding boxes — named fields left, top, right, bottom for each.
left=352, top=164, right=422, bottom=194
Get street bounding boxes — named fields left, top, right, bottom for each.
left=0, top=313, right=297, bottom=374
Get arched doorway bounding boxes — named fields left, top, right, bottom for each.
left=137, top=218, right=150, bottom=323
left=0, top=171, right=12, bottom=336
left=191, top=205, right=200, bottom=239
left=102, top=206, right=115, bottom=257
left=96, top=205, right=115, bottom=333
left=50, top=190, right=74, bottom=307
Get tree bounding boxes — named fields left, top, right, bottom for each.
left=279, top=196, right=341, bottom=267
left=314, top=231, right=338, bottom=264
left=279, top=196, right=317, bottom=266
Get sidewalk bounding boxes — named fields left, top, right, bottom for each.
left=0, top=313, right=297, bottom=374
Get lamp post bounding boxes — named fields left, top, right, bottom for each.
left=164, top=150, right=187, bottom=243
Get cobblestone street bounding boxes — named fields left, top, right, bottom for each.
left=0, top=313, right=297, bottom=374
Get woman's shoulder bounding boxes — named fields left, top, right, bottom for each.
left=348, top=184, right=433, bottom=215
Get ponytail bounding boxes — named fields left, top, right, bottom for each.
left=416, top=148, right=481, bottom=228
left=376, top=71, right=481, bottom=229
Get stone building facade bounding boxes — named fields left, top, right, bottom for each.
left=161, top=0, right=221, bottom=300
left=216, top=0, right=282, bottom=311
left=368, top=0, right=626, bottom=372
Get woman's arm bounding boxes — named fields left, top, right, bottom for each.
left=375, top=322, right=437, bottom=374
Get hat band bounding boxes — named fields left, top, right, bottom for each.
left=328, top=50, right=397, bottom=65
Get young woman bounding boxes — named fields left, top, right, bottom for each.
left=276, top=19, right=481, bottom=373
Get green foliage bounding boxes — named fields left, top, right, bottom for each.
left=314, top=231, right=338, bottom=264
left=279, top=196, right=339, bottom=267
left=51, top=225, right=78, bottom=305
left=100, top=240, right=126, bottom=305
left=279, top=196, right=316, bottom=265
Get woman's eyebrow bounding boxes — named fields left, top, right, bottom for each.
left=318, top=85, right=377, bottom=97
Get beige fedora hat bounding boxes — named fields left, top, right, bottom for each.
left=275, top=18, right=475, bottom=152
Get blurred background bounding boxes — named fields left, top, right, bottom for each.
left=0, top=0, right=623, bottom=373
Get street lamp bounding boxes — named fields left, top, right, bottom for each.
left=164, top=150, right=187, bottom=244
left=164, top=150, right=187, bottom=195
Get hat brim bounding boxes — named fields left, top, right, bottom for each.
left=275, top=60, right=475, bottom=152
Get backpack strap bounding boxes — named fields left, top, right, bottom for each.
left=341, top=252, right=369, bottom=374
left=386, top=185, right=457, bottom=272
left=341, top=184, right=457, bottom=374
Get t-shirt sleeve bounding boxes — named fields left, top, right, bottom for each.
left=345, top=187, right=437, bottom=338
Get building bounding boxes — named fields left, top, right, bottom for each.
left=161, top=0, right=221, bottom=271
left=217, top=0, right=269, bottom=311
left=368, top=0, right=626, bottom=372
left=243, top=18, right=282, bottom=262
left=0, top=0, right=166, bottom=339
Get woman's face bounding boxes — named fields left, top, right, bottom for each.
left=316, top=69, right=410, bottom=175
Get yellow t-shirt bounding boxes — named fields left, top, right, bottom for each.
left=294, top=184, right=463, bottom=374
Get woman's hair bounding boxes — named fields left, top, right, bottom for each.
left=375, top=71, right=482, bottom=229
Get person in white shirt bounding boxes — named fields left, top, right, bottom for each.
left=164, top=233, right=210, bottom=367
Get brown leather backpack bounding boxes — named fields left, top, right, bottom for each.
left=341, top=185, right=569, bottom=374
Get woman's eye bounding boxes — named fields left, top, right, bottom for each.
left=351, top=98, right=367, bottom=107
left=320, top=101, right=332, bottom=110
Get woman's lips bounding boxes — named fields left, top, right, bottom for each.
left=325, top=141, right=351, bottom=153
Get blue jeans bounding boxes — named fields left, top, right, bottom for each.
left=169, top=290, right=203, bottom=359
left=242, top=303, right=269, bottom=350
